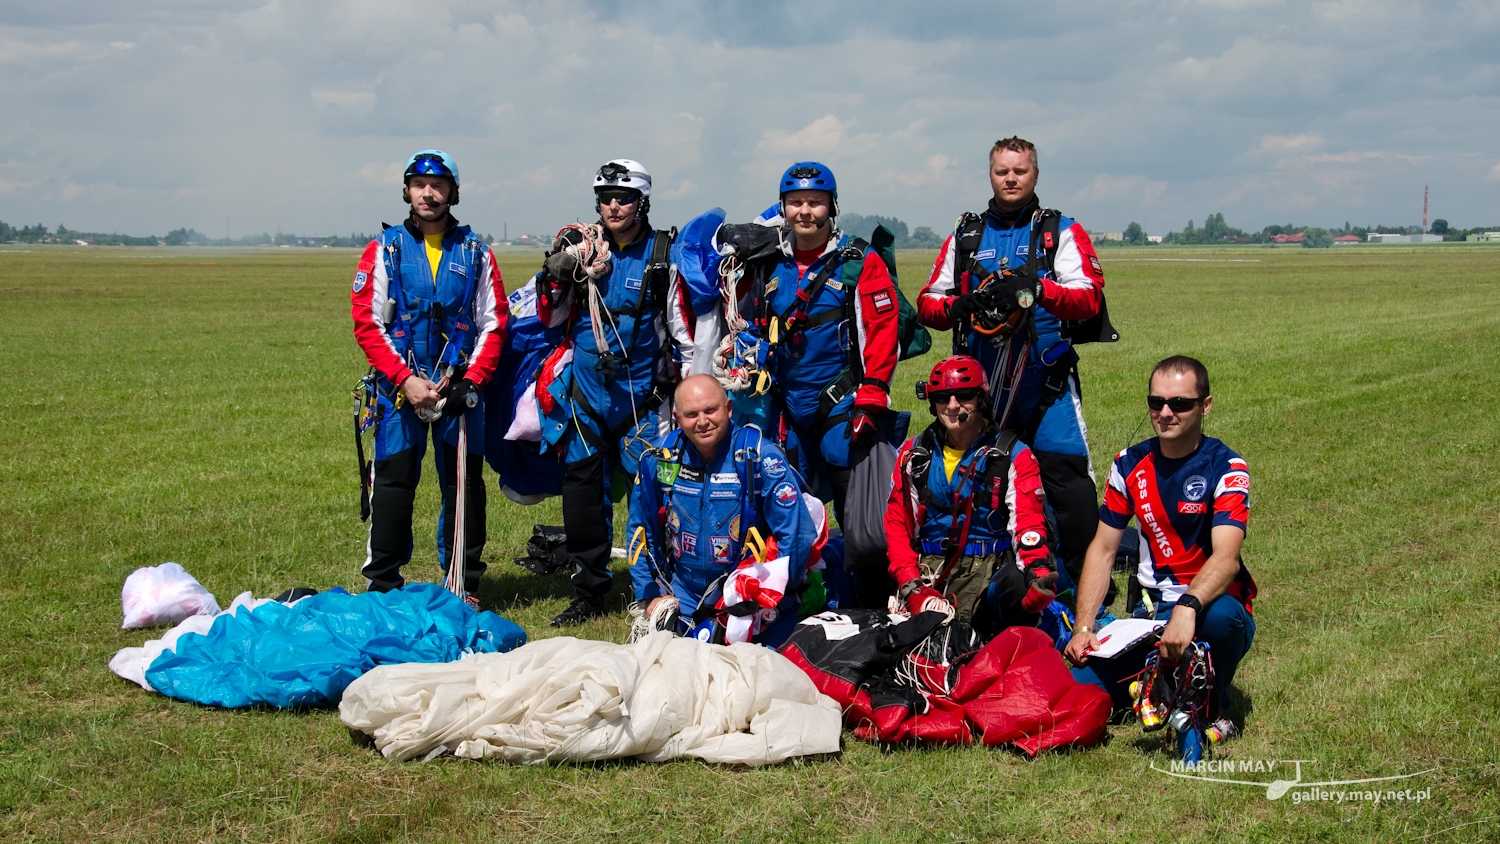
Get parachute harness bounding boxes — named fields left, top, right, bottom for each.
left=711, top=254, right=773, bottom=396
left=1131, top=641, right=1215, bottom=734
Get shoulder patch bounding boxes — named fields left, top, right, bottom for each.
left=352, top=271, right=367, bottom=293
left=871, top=289, right=894, bottom=314
left=772, top=481, right=798, bottom=503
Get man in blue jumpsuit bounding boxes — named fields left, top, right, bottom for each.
left=627, top=375, right=816, bottom=647
left=918, top=136, right=1114, bottom=594
left=536, top=159, right=695, bottom=626
left=351, top=150, right=508, bottom=596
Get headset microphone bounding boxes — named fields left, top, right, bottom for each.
left=957, top=411, right=971, bottom=423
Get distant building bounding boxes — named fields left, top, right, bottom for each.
left=1146, top=235, right=1163, bottom=244
left=1333, top=235, right=1362, bottom=245
left=1367, top=233, right=1442, bottom=243
left=1272, top=232, right=1304, bottom=244
left=1095, top=231, right=1124, bottom=242
left=1466, top=232, right=1500, bottom=242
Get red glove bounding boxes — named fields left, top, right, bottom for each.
left=1021, top=568, right=1059, bottom=614
left=905, top=585, right=953, bottom=618
left=849, top=410, right=878, bottom=446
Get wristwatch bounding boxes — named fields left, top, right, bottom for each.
left=1075, top=623, right=1094, bottom=635
left=1176, top=594, right=1204, bottom=614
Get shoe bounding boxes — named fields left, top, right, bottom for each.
left=550, top=598, right=605, bottom=627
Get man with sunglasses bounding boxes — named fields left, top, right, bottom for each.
left=1065, top=356, right=1257, bottom=744
left=917, top=137, right=1113, bottom=600
left=351, top=149, right=507, bottom=599
left=535, top=159, right=695, bottom=626
left=883, top=356, right=1058, bottom=636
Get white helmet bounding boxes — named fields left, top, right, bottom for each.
left=593, top=159, right=651, bottom=197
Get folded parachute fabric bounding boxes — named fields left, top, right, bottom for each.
left=339, top=631, right=843, bottom=765
left=780, top=611, right=1111, bottom=757
left=126, top=583, right=526, bottom=709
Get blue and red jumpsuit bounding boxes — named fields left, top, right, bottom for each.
left=350, top=217, right=507, bottom=593
left=884, top=423, right=1052, bottom=635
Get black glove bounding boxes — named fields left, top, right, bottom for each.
left=441, top=378, right=480, bottom=417
left=543, top=251, right=580, bottom=285
left=947, top=290, right=986, bottom=323
left=848, top=410, right=878, bottom=446
left=994, top=267, right=1040, bottom=310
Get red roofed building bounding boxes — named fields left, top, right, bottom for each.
left=1271, top=232, right=1304, bottom=244
left=1333, top=235, right=1361, bottom=244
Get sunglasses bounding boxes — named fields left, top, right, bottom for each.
left=408, top=155, right=453, bottom=178
left=931, top=388, right=981, bottom=405
left=596, top=189, right=640, bottom=207
left=1147, top=395, right=1204, bottom=413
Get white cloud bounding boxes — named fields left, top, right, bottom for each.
left=1074, top=175, right=1169, bottom=205
left=757, top=115, right=850, bottom=155
left=311, top=90, right=377, bottom=115
left=0, top=1, right=1496, bottom=236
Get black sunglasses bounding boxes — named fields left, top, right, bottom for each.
left=1147, top=395, right=1204, bottom=413
left=931, top=388, right=981, bottom=404
left=596, top=188, right=640, bottom=206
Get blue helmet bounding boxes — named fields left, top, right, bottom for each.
left=404, top=150, right=459, bottom=187
left=779, top=162, right=836, bottom=198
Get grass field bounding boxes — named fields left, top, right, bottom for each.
left=1, top=243, right=1498, bottom=842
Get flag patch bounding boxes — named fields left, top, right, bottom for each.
left=871, top=290, right=895, bottom=314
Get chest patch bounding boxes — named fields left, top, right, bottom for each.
left=1183, top=475, right=1208, bottom=502
left=1178, top=502, right=1207, bottom=514
left=447, top=262, right=469, bottom=277
left=679, top=532, right=697, bottom=555
left=974, top=249, right=996, bottom=261
left=657, top=461, right=681, bottom=485
left=711, top=536, right=731, bottom=562
left=710, top=472, right=738, bottom=485
left=626, top=275, right=643, bottom=290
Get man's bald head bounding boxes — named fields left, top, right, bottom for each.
left=675, top=374, right=728, bottom=406
left=674, top=375, right=733, bottom=460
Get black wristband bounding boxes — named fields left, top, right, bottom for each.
left=1175, top=594, right=1203, bottom=614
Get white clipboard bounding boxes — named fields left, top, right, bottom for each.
left=1085, top=618, right=1165, bottom=659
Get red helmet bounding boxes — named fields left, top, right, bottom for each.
left=924, top=355, right=988, bottom=393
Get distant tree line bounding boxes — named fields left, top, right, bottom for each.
left=839, top=213, right=945, bottom=249
left=0, top=221, right=502, bottom=248
left=1126, top=214, right=1500, bottom=249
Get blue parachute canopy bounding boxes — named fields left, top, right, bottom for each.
left=143, top=583, right=526, bottom=709
left=670, top=207, right=727, bottom=315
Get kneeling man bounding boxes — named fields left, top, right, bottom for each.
left=1066, top=356, right=1257, bottom=726
left=884, top=356, right=1058, bottom=637
left=627, top=375, right=816, bottom=646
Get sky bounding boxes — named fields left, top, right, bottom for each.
left=1, top=0, right=1497, bottom=239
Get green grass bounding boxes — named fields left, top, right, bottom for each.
left=1, top=244, right=1497, bottom=842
